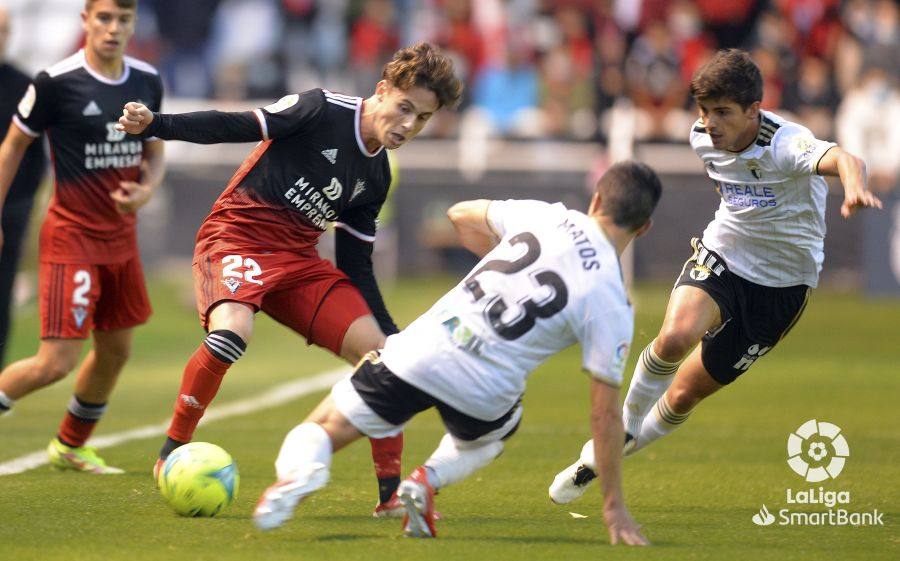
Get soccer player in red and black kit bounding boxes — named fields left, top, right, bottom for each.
left=117, top=43, right=462, bottom=515
left=0, top=0, right=165, bottom=473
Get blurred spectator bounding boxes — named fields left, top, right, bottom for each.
left=210, top=0, right=285, bottom=100
left=281, top=0, right=350, bottom=93
left=782, top=56, right=838, bottom=138
left=625, top=20, right=685, bottom=140
left=751, top=46, right=784, bottom=110
left=349, top=0, right=398, bottom=95
left=693, top=0, right=760, bottom=48
left=837, top=67, right=900, bottom=194
left=152, top=0, right=221, bottom=97
left=471, top=38, right=540, bottom=137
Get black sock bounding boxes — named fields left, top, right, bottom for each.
left=159, top=437, right=187, bottom=460
left=378, top=476, right=400, bottom=503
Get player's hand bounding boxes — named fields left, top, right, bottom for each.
left=603, top=504, right=649, bottom=546
left=116, top=102, right=154, bottom=135
left=841, top=189, right=883, bottom=218
left=110, top=180, right=152, bottom=214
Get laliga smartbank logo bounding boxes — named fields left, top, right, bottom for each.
left=751, top=419, right=884, bottom=528
left=787, top=419, right=848, bottom=482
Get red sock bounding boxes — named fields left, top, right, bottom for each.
left=370, top=433, right=404, bottom=478
left=166, top=345, right=230, bottom=443
left=57, top=397, right=106, bottom=447
left=370, top=433, right=403, bottom=503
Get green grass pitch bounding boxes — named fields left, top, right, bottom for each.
left=0, top=276, right=896, bottom=561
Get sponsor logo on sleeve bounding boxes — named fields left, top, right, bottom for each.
left=264, top=94, right=300, bottom=114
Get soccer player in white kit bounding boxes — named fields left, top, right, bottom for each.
left=548, top=49, right=882, bottom=505
left=253, top=161, right=663, bottom=545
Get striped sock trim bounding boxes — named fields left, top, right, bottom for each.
left=654, top=395, right=691, bottom=426
left=203, top=330, right=246, bottom=364
left=67, top=396, right=107, bottom=422
left=641, top=343, right=680, bottom=376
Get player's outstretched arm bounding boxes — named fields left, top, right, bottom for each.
left=817, top=146, right=883, bottom=218
left=447, top=199, right=500, bottom=258
left=117, top=102, right=264, bottom=145
left=589, top=377, right=650, bottom=546
left=0, top=123, right=37, bottom=249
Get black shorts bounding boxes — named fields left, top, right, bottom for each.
left=674, top=238, right=811, bottom=385
left=349, top=354, right=521, bottom=442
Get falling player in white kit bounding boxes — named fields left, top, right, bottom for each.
left=253, top=161, right=663, bottom=545
left=548, top=49, right=882, bottom=505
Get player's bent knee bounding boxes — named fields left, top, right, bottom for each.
left=655, top=328, right=700, bottom=362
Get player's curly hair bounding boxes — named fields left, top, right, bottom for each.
left=85, top=0, right=138, bottom=10
left=690, top=49, right=763, bottom=109
left=381, top=43, right=463, bottom=110
left=595, top=161, right=662, bottom=232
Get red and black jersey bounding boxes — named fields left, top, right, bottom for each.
left=148, top=88, right=391, bottom=246
left=144, top=88, right=399, bottom=334
left=14, top=49, right=163, bottom=264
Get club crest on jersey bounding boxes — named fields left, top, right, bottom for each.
left=746, top=159, right=762, bottom=180
left=222, top=278, right=242, bottom=294
left=321, top=148, right=338, bottom=164
left=689, top=264, right=712, bottom=281
left=323, top=177, right=343, bottom=200
left=106, top=123, right=127, bottom=142
left=82, top=100, right=103, bottom=117
left=350, top=179, right=366, bottom=202
left=72, top=306, right=88, bottom=329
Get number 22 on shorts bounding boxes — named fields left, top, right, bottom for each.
left=221, top=255, right=264, bottom=286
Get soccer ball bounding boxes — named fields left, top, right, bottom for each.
left=158, top=442, right=239, bottom=517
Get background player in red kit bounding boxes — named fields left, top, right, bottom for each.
left=0, top=0, right=165, bottom=473
left=117, top=42, right=462, bottom=514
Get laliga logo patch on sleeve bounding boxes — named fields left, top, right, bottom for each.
left=792, top=136, right=817, bottom=159
left=264, top=94, right=300, bottom=114
left=18, top=84, right=36, bottom=119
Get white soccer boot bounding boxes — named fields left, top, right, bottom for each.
left=253, top=462, right=329, bottom=530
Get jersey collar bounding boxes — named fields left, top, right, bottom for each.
left=354, top=98, right=384, bottom=158
left=79, top=49, right=131, bottom=86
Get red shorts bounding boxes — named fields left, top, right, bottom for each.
left=192, top=242, right=372, bottom=356
left=39, top=257, right=152, bottom=339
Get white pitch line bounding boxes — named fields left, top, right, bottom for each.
left=0, top=367, right=347, bottom=476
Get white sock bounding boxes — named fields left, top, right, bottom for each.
left=622, top=341, right=680, bottom=437
left=423, top=433, right=504, bottom=489
left=274, top=422, right=333, bottom=481
left=578, top=438, right=596, bottom=470
left=626, top=394, right=691, bottom=456
left=0, top=391, right=14, bottom=415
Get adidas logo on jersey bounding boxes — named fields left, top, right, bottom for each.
left=82, top=100, right=102, bottom=116
left=321, top=149, right=338, bottom=164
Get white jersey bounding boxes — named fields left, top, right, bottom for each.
left=380, top=200, right=633, bottom=421
left=691, top=110, right=836, bottom=288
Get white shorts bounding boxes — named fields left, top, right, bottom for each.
left=331, top=374, right=405, bottom=439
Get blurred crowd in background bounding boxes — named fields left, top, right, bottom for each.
left=4, top=0, right=899, bottom=188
